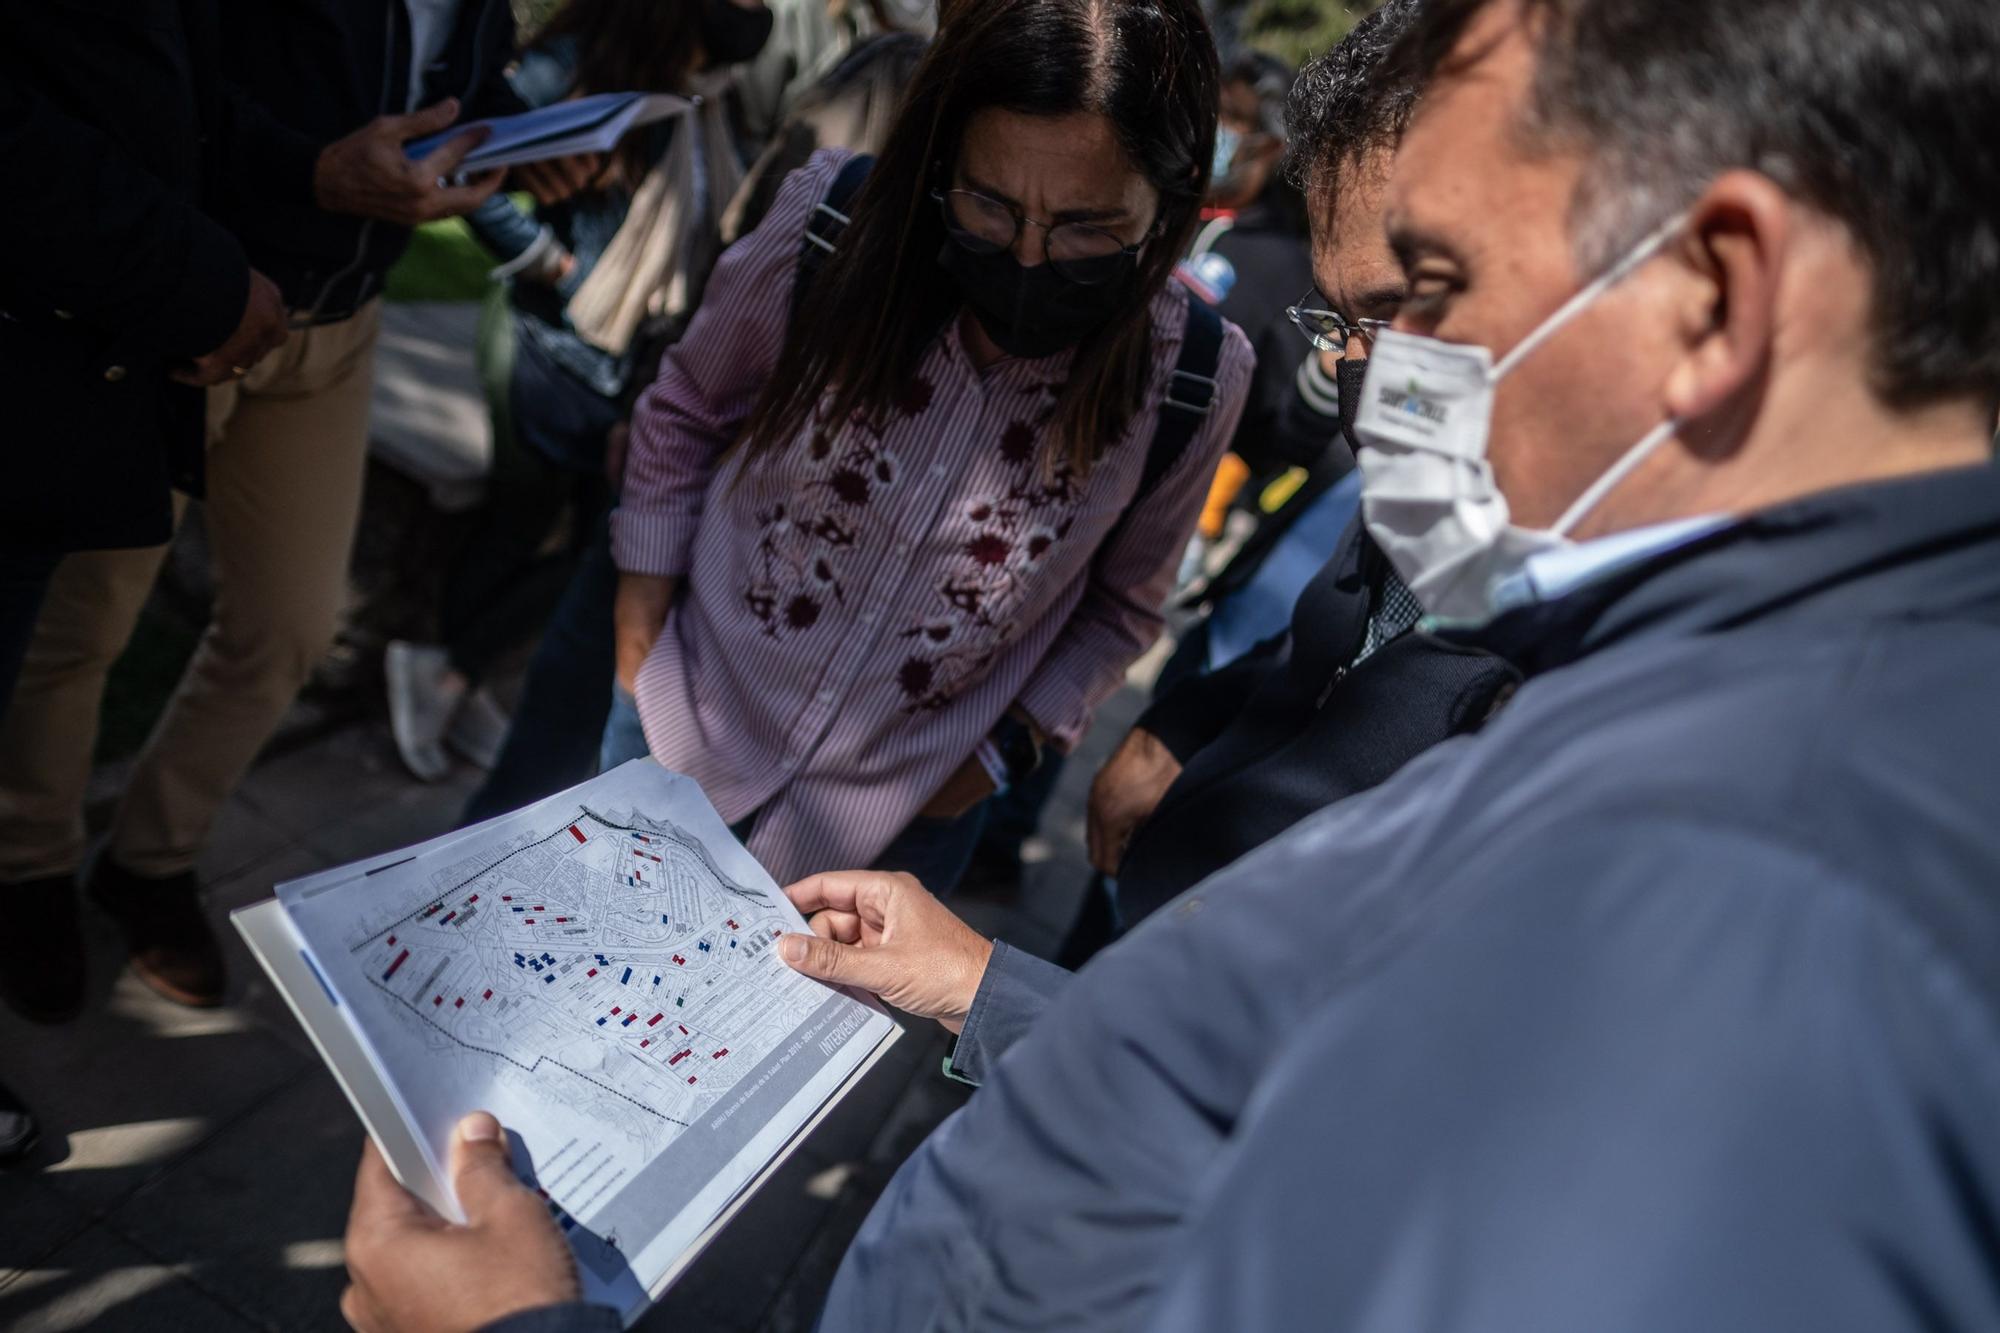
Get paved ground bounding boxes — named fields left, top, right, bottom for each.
left=0, top=677, right=1140, bottom=1332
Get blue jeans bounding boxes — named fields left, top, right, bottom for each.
left=461, top=520, right=620, bottom=826
left=599, top=682, right=650, bottom=771
left=601, top=687, right=988, bottom=893
left=443, top=335, right=614, bottom=684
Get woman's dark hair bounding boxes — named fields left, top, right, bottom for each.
left=739, top=0, right=1221, bottom=476
left=530, top=0, right=703, bottom=180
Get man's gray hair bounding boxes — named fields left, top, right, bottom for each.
left=1391, top=0, right=2000, bottom=409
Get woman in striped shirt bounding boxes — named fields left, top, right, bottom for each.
left=607, top=0, right=1253, bottom=889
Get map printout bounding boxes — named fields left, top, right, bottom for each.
left=245, top=761, right=898, bottom=1322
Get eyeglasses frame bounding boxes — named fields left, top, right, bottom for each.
left=1285, top=292, right=1391, bottom=354
left=932, top=186, right=1153, bottom=286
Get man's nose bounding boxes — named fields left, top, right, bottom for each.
left=1012, top=224, right=1052, bottom=269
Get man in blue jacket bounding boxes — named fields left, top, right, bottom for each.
left=338, top=0, right=2000, bottom=1328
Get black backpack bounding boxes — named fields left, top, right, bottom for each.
left=794, top=153, right=1225, bottom=503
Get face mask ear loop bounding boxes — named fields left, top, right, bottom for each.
left=1490, top=212, right=1690, bottom=383
left=1550, top=415, right=1682, bottom=538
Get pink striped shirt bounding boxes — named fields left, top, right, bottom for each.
left=613, top=150, right=1253, bottom=883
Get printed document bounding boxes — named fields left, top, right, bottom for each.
left=234, top=761, right=899, bottom=1324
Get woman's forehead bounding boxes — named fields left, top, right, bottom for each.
left=958, top=109, right=1153, bottom=217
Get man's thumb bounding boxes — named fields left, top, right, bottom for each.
left=779, top=933, right=890, bottom=994
left=448, top=1111, right=527, bottom=1222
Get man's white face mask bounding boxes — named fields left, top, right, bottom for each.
left=1353, top=213, right=1687, bottom=622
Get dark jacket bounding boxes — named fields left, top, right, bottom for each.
left=817, top=461, right=2000, bottom=1333
left=211, top=0, right=522, bottom=316
left=1117, top=516, right=1518, bottom=924
left=1, top=0, right=263, bottom=552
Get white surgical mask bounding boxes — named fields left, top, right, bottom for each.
left=1353, top=214, right=1688, bottom=622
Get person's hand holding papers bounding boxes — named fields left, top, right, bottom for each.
left=342, top=1112, right=577, bottom=1333
left=314, top=98, right=505, bottom=226
left=780, top=873, right=993, bottom=1034
left=513, top=151, right=608, bottom=207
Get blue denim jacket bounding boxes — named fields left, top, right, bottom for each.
left=465, top=38, right=689, bottom=400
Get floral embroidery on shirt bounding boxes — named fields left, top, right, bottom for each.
left=741, top=377, right=929, bottom=638
left=894, top=389, right=1090, bottom=713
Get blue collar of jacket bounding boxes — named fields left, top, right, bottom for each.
left=1448, top=461, right=2000, bottom=678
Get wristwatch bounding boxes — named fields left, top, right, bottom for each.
left=988, top=715, right=1043, bottom=787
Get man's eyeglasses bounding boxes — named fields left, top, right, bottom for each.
left=934, top=188, right=1145, bottom=286
left=1285, top=293, right=1391, bottom=353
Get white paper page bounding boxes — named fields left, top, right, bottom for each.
left=233, top=900, right=448, bottom=1209
left=272, top=761, right=898, bottom=1321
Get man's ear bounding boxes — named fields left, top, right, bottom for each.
left=1663, top=170, right=1791, bottom=437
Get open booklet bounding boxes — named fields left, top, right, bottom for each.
left=233, top=760, right=900, bottom=1325
left=404, top=92, right=695, bottom=174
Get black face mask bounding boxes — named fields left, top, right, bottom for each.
left=1336, top=354, right=1370, bottom=455
left=937, top=242, right=1133, bottom=361
left=698, top=0, right=774, bottom=66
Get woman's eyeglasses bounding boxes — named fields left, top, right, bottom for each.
left=1285, top=293, right=1391, bottom=353
left=934, top=188, right=1144, bottom=286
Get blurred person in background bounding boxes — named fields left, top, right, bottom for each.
left=0, top=0, right=527, bottom=1019
left=1174, top=49, right=1316, bottom=578
left=721, top=28, right=931, bottom=245
left=1165, top=44, right=1367, bottom=677
left=384, top=0, right=775, bottom=783
left=737, top=0, right=936, bottom=146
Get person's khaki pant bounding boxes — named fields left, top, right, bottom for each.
left=0, top=302, right=381, bottom=881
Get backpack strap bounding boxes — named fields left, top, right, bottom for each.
left=793, top=153, right=877, bottom=308
left=1137, top=289, right=1226, bottom=500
